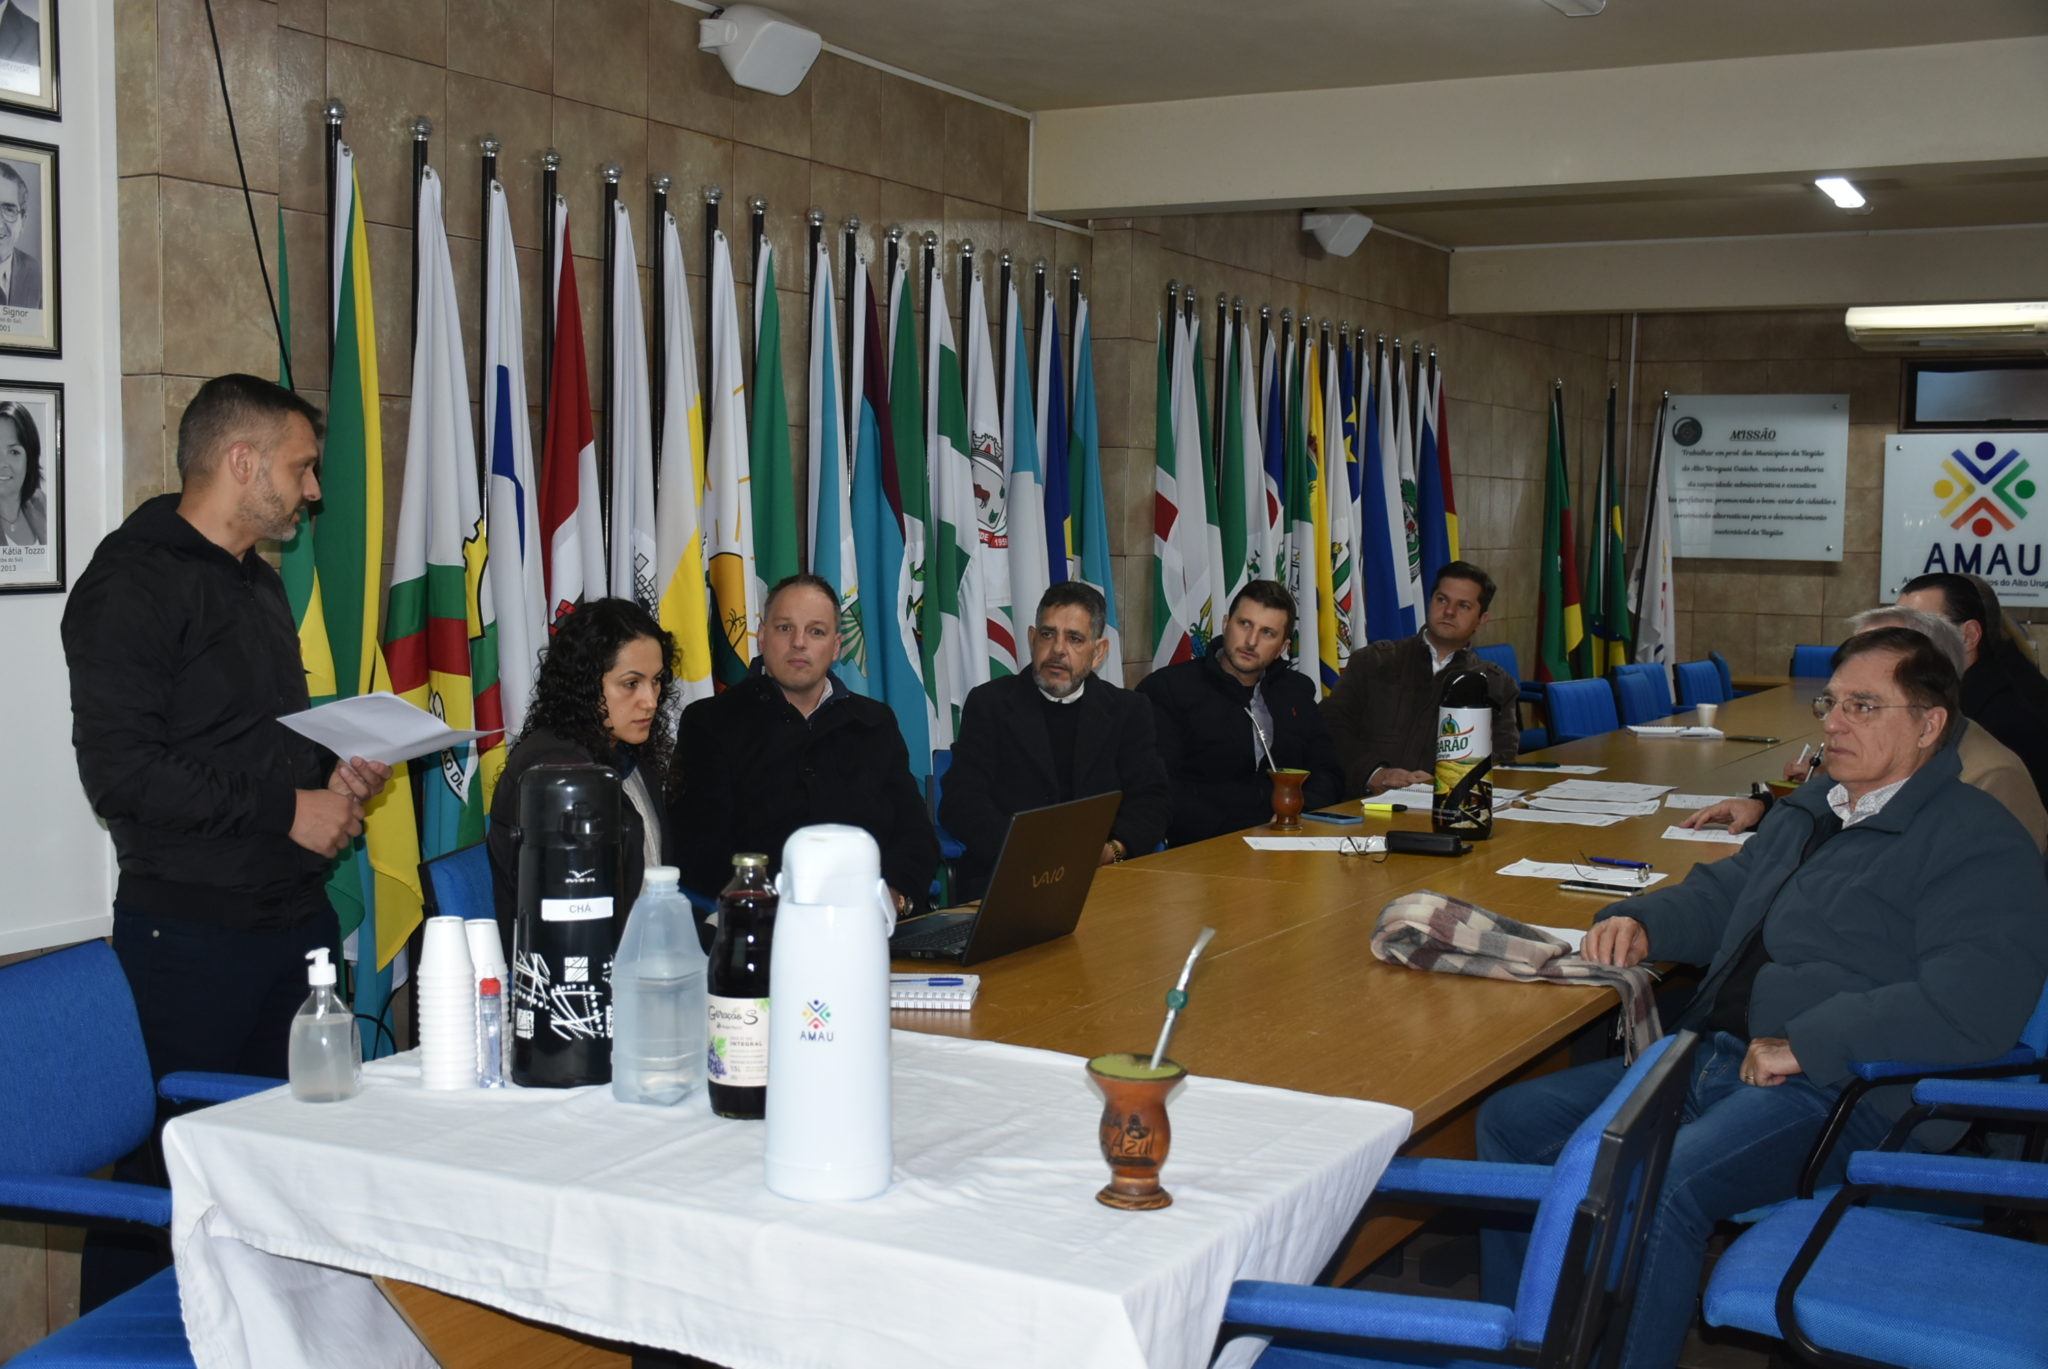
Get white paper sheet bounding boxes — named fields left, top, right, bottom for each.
left=1495, top=764, right=1606, bottom=774
left=1242, top=835, right=1386, bottom=852
left=1523, top=795, right=1663, bottom=817
left=1664, top=794, right=1740, bottom=810
left=1494, top=807, right=1625, bottom=828
left=1533, top=779, right=1676, bottom=803
left=1376, top=784, right=1524, bottom=808
left=279, top=691, right=494, bottom=765
left=1496, top=859, right=1668, bottom=888
left=1626, top=725, right=1725, bottom=740
left=1530, top=924, right=1588, bottom=951
left=1660, top=824, right=1753, bottom=845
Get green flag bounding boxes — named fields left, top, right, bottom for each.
left=1537, top=385, right=1586, bottom=683
left=750, top=238, right=799, bottom=591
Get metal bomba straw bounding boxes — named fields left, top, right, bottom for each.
left=1148, top=926, right=1218, bottom=1069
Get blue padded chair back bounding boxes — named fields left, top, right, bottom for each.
left=1544, top=679, right=1620, bottom=744
left=1473, top=643, right=1520, bottom=680
left=1612, top=663, right=1674, bottom=718
left=1674, top=660, right=1726, bottom=709
left=1708, top=650, right=1736, bottom=700
left=2020, top=979, right=2048, bottom=1057
left=929, top=749, right=967, bottom=861
left=1611, top=670, right=1663, bottom=726
left=419, top=841, right=491, bottom=922
left=1515, top=1032, right=1699, bottom=1354
left=1790, top=644, right=1836, bottom=678
left=0, top=942, right=157, bottom=1178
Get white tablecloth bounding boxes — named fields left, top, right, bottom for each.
left=166, top=1031, right=1410, bottom=1369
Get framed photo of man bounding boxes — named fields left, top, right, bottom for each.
left=0, top=137, right=56, bottom=355
left=0, top=378, right=61, bottom=592
left=0, top=0, right=55, bottom=118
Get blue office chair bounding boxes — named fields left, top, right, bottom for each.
left=0, top=942, right=276, bottom=1368
left=1474, top=643, right=1544, bottom=709
left=1543, top=680, right=1620, bottom=745
left=1611, top=663, right=1674, bottom=719
left=1708, top=650, right=1743, bottom=699
left=420, top=840, right=492, bottom=921
left=1704, top=1078, right=2048, bottom=1367
left=1673, top=660, right=1726, bottom=710
left=1221, top=1032, right=1699, bottom=1369
left=1789, top=644, right=1836, bottom=678
left=1610, top=670, right=1665, bottom=726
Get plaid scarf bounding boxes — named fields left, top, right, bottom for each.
left=1371, top=890, right=1663, bottom=1061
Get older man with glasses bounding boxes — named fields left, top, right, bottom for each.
left=1474, top=626, right=2048, bottom=1369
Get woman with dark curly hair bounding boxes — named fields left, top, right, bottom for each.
left=487, top=597, right=679, bottom=954
left=0, top=400, right=46, bottom=547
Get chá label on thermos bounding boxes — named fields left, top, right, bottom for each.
left=541, top=895, right=613, bottom=922
left=706, top=996, right=770, bottom=1086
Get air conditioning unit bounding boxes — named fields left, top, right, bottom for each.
left=1845, top=302, right=2048, bottom=353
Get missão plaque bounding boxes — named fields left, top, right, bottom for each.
left=1665, top=395, right=1848, bottom=562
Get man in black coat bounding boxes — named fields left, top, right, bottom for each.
left=1898, top=571, right=2048, bottom=803
left=1138, top=580, right=1344, bottom=844
left=672, top=574, right=938, bottom=916
left=941, top=581, right=1170, bottom=898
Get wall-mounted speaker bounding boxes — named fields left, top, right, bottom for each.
left=1301, top=210, right=1374, bottom=259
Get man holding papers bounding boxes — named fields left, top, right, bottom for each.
left=62, top=376, right=391, bottom=1082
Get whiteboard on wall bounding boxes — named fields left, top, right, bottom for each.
left=1666, top=394, right=1849, bottom=561
left=1880, top=431, right=2048, bottom=606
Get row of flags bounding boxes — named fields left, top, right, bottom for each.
left=1150, top=297, right=1456, bottom=696
left=281, top=147, right=1131, bottom=1037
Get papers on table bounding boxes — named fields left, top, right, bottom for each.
left=1664, top=794, right=1739, bottom=810
left=1497, top=859, right=1668, bottom=889
left=1532, top=779, right=1676, bottom=803
left=1243, top=835, right=1386, bottom=852
left=1495, top=807, right=1625, bottom=828
left=1523, top=795, right=1663, bottom=818
left=1626, top=725, right=1725, bottom=740
left=1377, top=784, right=1525, bottom=809
left=1496, top=764, right=1606, bottom=774
left=1660, top=824, right=1753, bottom=845
left=1531, top=924, right=1587, bottom=953
left=278, top=691, right=497, bottom=766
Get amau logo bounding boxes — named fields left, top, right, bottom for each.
left=1934, top=441, right=2033, bottom=537
left=799, top=998, right=834, bottom=1041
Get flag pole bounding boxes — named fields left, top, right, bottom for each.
left=324, top=101, right=343, bottom=347
left=844, top=216, right=860, bottom=403
left=751, top=197, right=768, bottom=382
left=807, top=206, right=823, bottom=288
left=703, top=184, right=721, bottom=410
left=997, top=250, right=1012, bottom=428
left=650, top=175, right=670, bottom=461
left=885, top=223, right=900, bottom=294
left=922, top=232, right=937, bottom=395
left=1066, top=265, right=1081, bottom=407
left=539, top=149, right=560, bottom=440
left=476, top=136, right=498, bottom=488
left=1032, top=259, right=1045, bottom=341
left=600, top=162, right=621, bottom=534
left=959, top=239, right=975, bottom=352
left=409, top=117, right=430, bottom=347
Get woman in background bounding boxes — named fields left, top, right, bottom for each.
left=488, top=597, right=678, bottom=956
left=0, top=400, right=46, bottom=547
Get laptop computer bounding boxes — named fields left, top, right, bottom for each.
left=890, top=790, right=1122, bottom=966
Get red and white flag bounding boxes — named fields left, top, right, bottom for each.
left=538, top=198, right=605, bottom=624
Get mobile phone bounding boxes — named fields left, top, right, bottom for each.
left=1306, top=808, right=1365, bottom=825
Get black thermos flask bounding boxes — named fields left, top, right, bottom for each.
left=511, top=763, right=622, bottom=1087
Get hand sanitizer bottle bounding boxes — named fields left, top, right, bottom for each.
left=289, top=947, right=362, bottom=1102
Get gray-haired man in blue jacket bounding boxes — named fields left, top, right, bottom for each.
left=1477, top=625, right=2048, bottom=1369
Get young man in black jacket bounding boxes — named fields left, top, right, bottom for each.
left=1137, top=580, right=1344, bottom=844
left=671, top=574, right=937, bottom=916
left=941, top=581, right=1171, bottom=897
left=62, top=374, right=389, bottom=1082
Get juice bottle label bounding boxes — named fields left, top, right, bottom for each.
left=707, top=996, right=771, bottom=1087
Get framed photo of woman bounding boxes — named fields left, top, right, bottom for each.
left=0, top=0, right=56, bottom=119
left=0, top=137, right=56, bottom=355
left=0, top=378, right=61, bottom=591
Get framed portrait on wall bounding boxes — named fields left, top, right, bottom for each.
left=0, top=0, right=56, bottom=119
left=0, top=136, right=56, bottom=355
left=0, top=378, right=61, bottom=592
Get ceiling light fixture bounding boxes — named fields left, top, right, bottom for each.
left=1814, top=177, right=1868, bottom=211
left=1540, top=0, right=1607, bottom=15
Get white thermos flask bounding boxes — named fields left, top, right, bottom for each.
left=764, top=824, right=895, bottom=1201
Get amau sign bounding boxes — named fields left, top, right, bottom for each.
left=1881, top=433, right=2047, bottom=605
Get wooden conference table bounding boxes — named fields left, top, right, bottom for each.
left=381, top=682, right=1828, bottom=1366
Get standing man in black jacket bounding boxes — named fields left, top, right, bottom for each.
left=1138, top=580, right=1344, bottom=844
left=942, top=581, right=1170, bottom=897
left=672, top=574, right=937, bottom=917
left=62, top=374, right=390, bottom=1082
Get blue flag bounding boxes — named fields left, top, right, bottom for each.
left=1415, top=358, right=1450, bottom=593
left=1069, top=297, right=1123, bottom=684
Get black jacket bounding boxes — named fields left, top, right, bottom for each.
left=670, top=672, right=938, bottom=912
left=940, top=670, right=1172, bottom=893
left=487, top=727, right=665, bottom=958
left=61, top=494, right=334, bottom=927
left=1321, top=634, right=1520, bottom=795
left=1137, top=646, right=1344, bottom=845
left=1962, top=642, right=2048, bottom=804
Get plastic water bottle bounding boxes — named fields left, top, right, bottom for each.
left=289, top=948, right=362, bottom=1103
left=612, top=865, right=708, bottom=1106
left=477, top=978, right=506, bottom=1089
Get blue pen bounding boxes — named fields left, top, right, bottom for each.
left=1588, top=856, right=1651, bottom=870
left=891, top=975, right=965, bottom=987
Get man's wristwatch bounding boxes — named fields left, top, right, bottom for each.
left=1107, top=839, right=1128, bottom=863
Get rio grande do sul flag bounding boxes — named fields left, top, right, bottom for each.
left=654, top=209, right=714, bottom=708
left=386, top=166, right=503, bottom=857
left=539, top=200, right=605, bottom=624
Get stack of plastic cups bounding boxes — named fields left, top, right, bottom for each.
left=464, top=919, right=511, bottom=1080
left=418, top=915, right=480, bottom=1089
